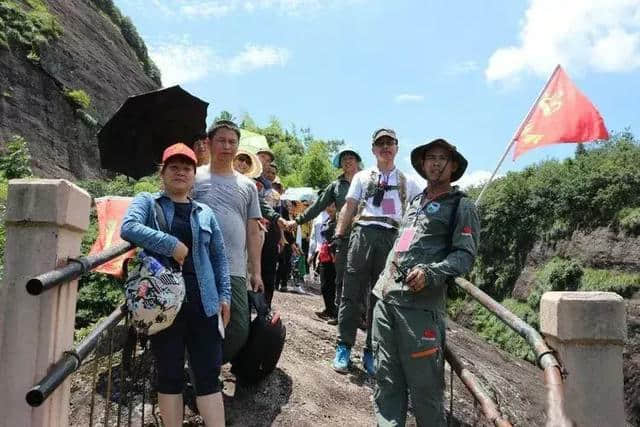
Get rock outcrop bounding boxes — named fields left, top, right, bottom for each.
left=0, top=0, right=159, bottom=180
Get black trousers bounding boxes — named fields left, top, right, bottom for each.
left=319, top=262, right=337, bottom=316
left=150, top=287, right=222, bottom=396
left=276, top=245, right=292, bottom=290
left=262, top=225, right=280, bottom=306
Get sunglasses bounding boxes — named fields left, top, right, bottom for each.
left=373, top=139, right=397, bottom=147
left=236, top=155, right=252, bottom=164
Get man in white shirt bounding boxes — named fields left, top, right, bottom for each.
left=331, top=128, right=422, bottom=375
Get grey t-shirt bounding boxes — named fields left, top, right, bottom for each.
left=194, top=166, right=262, bottom=277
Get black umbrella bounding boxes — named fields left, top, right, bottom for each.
left=98, top=85, right=209, bottom=179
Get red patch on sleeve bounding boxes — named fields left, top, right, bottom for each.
left=423, top=329, right=436, bottom=339
left=462, top=226, right=473, bottom=235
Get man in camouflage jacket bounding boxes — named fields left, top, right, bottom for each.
left=371, top=138, right=480, bottom=426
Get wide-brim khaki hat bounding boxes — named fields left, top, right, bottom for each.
left=410, top=138, right=468, bottom=182
left=235, top=149, right=263, bottom=179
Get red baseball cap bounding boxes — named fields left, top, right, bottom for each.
left=162, top=143, right=197, bottom=166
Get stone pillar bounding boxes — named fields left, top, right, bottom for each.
left=0, top=179, right=90, bottom=427
left=540, top=291, right=626, bottom=427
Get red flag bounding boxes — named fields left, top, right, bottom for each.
left=89, top=197, right=136, bottom=278
left=513, top=65, right=608, bottom=160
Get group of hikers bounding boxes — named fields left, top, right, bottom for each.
left=120, top=119, right=480, bottom=427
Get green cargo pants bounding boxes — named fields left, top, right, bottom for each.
left=223, top=275, right=250, bottom=363
left=337, top=224, right=397, bottom=351
left=372, top=299, right=447, bottom=427
left=333, top=236, right=348, bottom=308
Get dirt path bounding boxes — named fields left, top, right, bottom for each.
left=223, top=284, right=376, bottom=426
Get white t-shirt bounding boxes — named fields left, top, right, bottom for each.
left=346, top=166, right=423, bottom=228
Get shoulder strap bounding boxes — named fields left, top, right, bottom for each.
left=154, top=200, right=170, bottom=233
left=447, top=196, right=463, bottom=251
left=396, top=170, right=408, bottom=216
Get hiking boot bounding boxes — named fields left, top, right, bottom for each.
left=363, top=349, right=375, bottom=376
left=333, top=344, right=351, bottom=373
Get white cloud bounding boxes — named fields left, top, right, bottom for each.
left=149, top=40, right=290, bottom=86
left=149, top=42, right=214, bottom=86
left=456, top=170, right=502, bottom=190
left=180, top=1, right=233, bottom=17
left=486, top=0, right=640, bottom=82
left=394, top=94, right=425, bottom=104
left=228, top=44, right=290, bottom=73
left=445, top=60, right=478, bottom=76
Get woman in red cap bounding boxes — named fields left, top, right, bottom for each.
left=121, top=143, right=230, bottom=427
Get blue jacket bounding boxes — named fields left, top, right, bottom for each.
left=120, top=192, right=231, bottom=317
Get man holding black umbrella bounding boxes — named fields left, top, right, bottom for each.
left=194, top=119, right=263, bottom=364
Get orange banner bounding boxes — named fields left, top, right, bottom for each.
left=89, top=196, right=136, bottom=278
left=513, top=65, right=609, bottom=160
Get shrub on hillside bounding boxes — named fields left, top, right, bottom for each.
left=472, top=299, right=537, bottom=363
left=527, top=258, right=583, bottom=309
left=0, top=0, right=61, bottom=54
left=64, top=89, right=91, bottom=110
left=580, top=268, right=640, bottom=298
left=617, top=207, right=640, bottom=235
left=0, top=135, right=33, bottom=179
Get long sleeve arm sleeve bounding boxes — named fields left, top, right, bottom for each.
left=296, top=182, right=335, bottom=225
left=120, top=193, right=179, bottom=258
left=419, top=199, right=480, bottom=292
left=210, top=215, right=231, bottom=304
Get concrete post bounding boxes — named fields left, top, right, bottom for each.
left=540, top=291, right=626, bottom=427
left=0, top=179, right=90, bottom=427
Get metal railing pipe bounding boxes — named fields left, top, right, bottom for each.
left=454, top=277, right=555, bottom=368
left=453, top=277, right=573, bottom=426
left=26, top=242, right=133, bottom=295
left=444, top=345, right=512, bottom=427
left=25, top=305, right=127, bottom=407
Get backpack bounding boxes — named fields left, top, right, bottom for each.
left=231, top=291, right=287, bottom=384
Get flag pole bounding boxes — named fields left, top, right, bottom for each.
left=475, top=65, right=561, bottom=206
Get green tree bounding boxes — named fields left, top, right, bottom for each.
left=300, top=141, right=334, bottom=189
left=215, top=110, right=236, bottom=123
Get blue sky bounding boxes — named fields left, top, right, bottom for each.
left=116, top=0, right=640, bottom=187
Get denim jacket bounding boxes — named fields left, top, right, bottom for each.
left=120, top=192, right=231, bottom=317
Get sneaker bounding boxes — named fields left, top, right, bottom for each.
left=327, top=318, right=338, bottom=325
left=294, top=285, right=306, bottom=294
left=333, top=344, right=351, bottom=373
left=279, top=286, right=289, bottom=292
left=363, top=349, right=375, bottom=376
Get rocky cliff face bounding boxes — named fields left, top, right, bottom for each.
left=0, top=0, right=159, bottom=180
